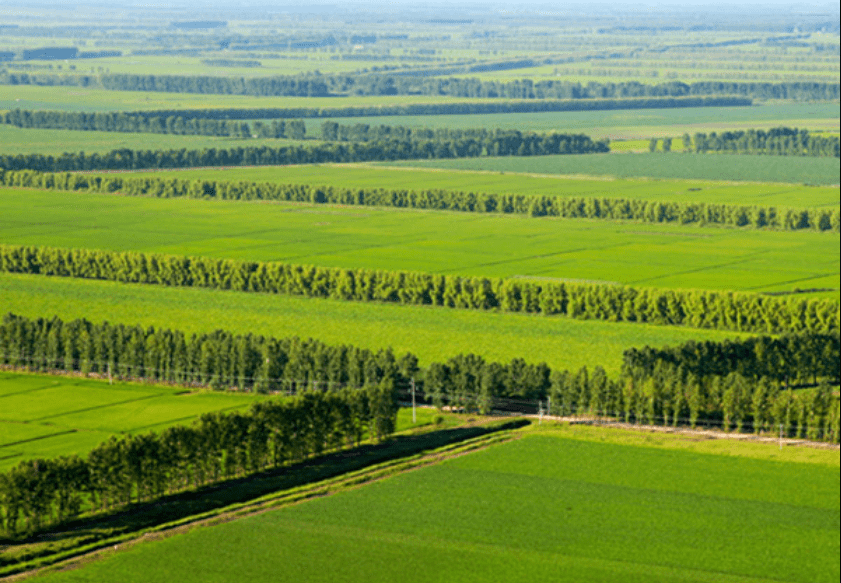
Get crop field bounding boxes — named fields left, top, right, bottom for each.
left=34, top=427, right=840, bottom=583
left=124, top=164, right=841, bottom=207
left=300, top=102, right=840, bottom=139
left=383, top=153, right=841, bottom=185
left=2, top=187, right=838, bottom=295
left=0, top=273, right=750, bottom=376
left=0, top=125, right=309, bottom=156
left=0, top=86, right=535, bottom=114
left=0, top=372, right=261, bottom=471
left=0, top=370, right=445, bottom=471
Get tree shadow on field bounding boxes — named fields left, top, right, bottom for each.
left=1, top=419, right=529, bottom=572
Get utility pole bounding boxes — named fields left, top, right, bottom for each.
left=108, top=363, right=112, bottom=385
left=538, top=399, right=543, bottom=425
left=411, top=378, right=416, bottom=424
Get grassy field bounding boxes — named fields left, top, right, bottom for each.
left=0, top=272, right=752, bottom=376
left=34, top=427, right=840, bottom=583
left=0, top=125, right=313, bottom=156
left=0, top=370, right=445, bottom=472
left=0, top=86, right=507, bottom=113
left=300, top=102, right=840, bottom=139
left=1, top=188, right=838, bottom=294
left=121, top=163, right=841, bottom=207
left=0, top=372, right=260, bottom=471
left=382, top=153, right=841, bottom=185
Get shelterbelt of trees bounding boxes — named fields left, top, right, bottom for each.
left=0, top=96, right=751, bottom=134
left=1, top=244, right=838, bottom=335
left=2, top=170, right=838, bottom=232
left=0, top=379, right=399, bottom=537
left=0, top=312, right=838, bottom=537
left=1, top=68, right=836, bottom=101
left=689, top=128, right=840, bottom=157
left=0, top=133, right=608, bottom=173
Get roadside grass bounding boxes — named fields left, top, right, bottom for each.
left=0, top=272, right=753, bottom=376
left=32, top=429, right=839, bottom=583
left=380, top=152, right=841, bottom=185
left=1, top=188, right=838, bottom=295
left=119, top=163, right=841, bottom=207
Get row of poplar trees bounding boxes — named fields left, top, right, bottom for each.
left=691, top=128, right=839, bottom=157
left=0, top=131, right=606, bottom=173
left=1, top=244, right=838, bottom=335
left=0, top=314, right=838, bottom=537
left=0, top=387, right=398, bottom=537
left=2, top=169, right=837, bottom=232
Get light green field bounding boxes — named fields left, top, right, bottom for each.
left=0, top=272, right=751, bottom=377
left=0, top=372, right=261, bottom=471
left=301, top=103, right=840, bottom=140
left=382, top=153, right=841, bottom=185
left=0, top=370, right=443, bottom=471
left=121, top=163, right=841, bottom=207
left=0, top=125, right=310, bottom=156
left=1, top=188, right=838, bottom=295
left=36, top=429, right=840, bottom=583
left=0, top=86, right=543, bottom=114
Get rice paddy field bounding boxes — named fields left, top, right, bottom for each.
left=0, top=371, right=441, bottom=472
left=122, top=163, right=841, bottom=206
left=32, top=426, right=841, bottom=583
left=0, top=272, right=751, bottom=375
left=1, top=187, right=838, bottom=295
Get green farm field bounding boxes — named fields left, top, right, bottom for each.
left=0, top=86, right=545, bottom=114
left=0, top=370, right=445, bottom=472
left=382, top=153, right=841, bottom=185
left=0, top=125, right=312, bottom=156
left=124, top=163, right=841, bottom=207
left=0, top=272, right=751, bottom=376
left=1, top=188, right=838, bottom=295
left=300, top=102, right=840, bottom=139
left=35, top=428, right=840, bottom=583
left=0, top=372, right=260, bottom=471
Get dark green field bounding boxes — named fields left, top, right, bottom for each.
left=33, top=428, right=841, bottom=583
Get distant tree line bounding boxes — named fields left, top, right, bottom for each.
left=1, top=244, right=837, bottom=335
left=690, top=128, right=840, bottom=157
left=1, top=312, right=838, bottom=537
left=2, top=68, right=834, bottom=101
left=2, top=169, right=837, bottom=233
left=0, top=97, right=753, bottom=129
left=0, top=132, right=608, bottom=173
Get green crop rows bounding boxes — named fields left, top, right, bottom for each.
left=34, top=430, right=840, bottom=583
left=1, top=187, right=837, bottom=296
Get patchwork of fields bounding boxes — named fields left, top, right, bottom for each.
left=33, top=429, right=840, bottom=583
left=1, top=6, right=839, bottom=581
